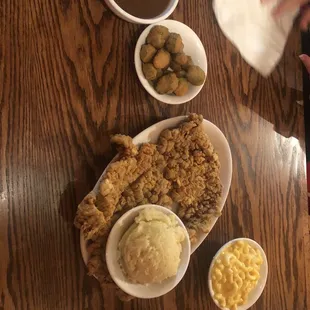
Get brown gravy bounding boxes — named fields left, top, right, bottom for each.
left=115, top=0, right=171, bottom=19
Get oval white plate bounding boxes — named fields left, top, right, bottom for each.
left=134, top=20, right=208, bottom=104
left=80, top=116, right=232, bottom=264
left=106, top=204, right=191, bottom=298
left=208, top=238, right=268, bottom=310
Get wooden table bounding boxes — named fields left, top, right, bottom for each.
left=0, top=1, right=309, bottom=309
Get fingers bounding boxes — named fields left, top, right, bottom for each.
left=261, top=0, right=310, bottom=30
left=299, top=54, right=310, bottom=74
left=261, top=0, right=309, bottom=16
left=273, top=0, right=308, bottom=16
left=300, top=7, right=310, bottom=30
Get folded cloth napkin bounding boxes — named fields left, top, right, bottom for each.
left=213, top=0, right=298, bottom=76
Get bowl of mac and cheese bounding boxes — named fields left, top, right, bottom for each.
left=208, top=238, right=268, bottom=310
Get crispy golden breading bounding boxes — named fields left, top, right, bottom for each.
left=74, top=193, right=110, bottom=241
left=96, top=143, right=157, bottom=221
left=110, top=134, right=138, bottom=157
left=116, top=152, right=173, bottom=211
left=157, top=114, right=222, bottom=243
left=74, top=113, right=222, bottom=300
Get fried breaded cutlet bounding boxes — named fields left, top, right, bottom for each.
left=157, top=114, right=222, bottom=242
left=74, top=113, right=222, bottom=300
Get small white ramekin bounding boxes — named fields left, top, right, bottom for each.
left=106, top=204, right=191, bottom=299
left=104, top=0, right=179, bottom=24
left=208, top=238, right=268, bottom=310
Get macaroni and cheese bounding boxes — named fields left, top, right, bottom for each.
left=211, top=240, right=263, bottom=310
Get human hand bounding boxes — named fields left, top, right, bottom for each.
left=300, top=54, right=310, bottom=73
left=261, top=0, right=310, bottom=30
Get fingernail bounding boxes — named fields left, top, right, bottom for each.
left=299, top=54, right=306, bottom=60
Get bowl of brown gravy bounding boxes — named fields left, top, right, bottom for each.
left=105, top=0, right=179, bottom=24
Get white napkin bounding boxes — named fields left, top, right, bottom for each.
left=213, top=0, right=298, bottom=76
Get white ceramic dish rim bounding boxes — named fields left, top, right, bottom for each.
left=105, top=0, right=179, bottom=24
left=208, top=238, right=268, bottom=310
left=105, top=204, right=191, bottom=298
left=80, top=115, right=232, bottom=262
left=134, top=20, right=208, bottom=104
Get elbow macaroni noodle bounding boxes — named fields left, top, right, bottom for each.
left=211, top=241, right=263, bottom=310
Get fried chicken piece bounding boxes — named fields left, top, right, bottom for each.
left=116, top=166, right=173, bottom=211
left=74, top=113, right=222, bottom=300
left=111, top=134, right=138, bottom=157
left=96, top=142, right=157, bottom=221
left=157, top=113, right=222, bottom=243
left=75, top=137, right=157, bottom=242
left=74, top=193, right=110, bottom=241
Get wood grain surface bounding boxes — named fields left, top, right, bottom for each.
left=0, top=0, right=309, bottom=309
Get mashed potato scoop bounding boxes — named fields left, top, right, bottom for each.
left=119, top=208, right=186, bottom=284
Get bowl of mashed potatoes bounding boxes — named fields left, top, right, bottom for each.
left=106, top=204, right=191, bottom=298
left=208, top=238, right=268, bottom=310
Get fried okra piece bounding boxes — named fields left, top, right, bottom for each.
left=142, top=63, right=158, bottom=81
left=140, top=44, right=157, bottom=63
left=176, top=70, right=187, bottom=78
left=147, top=69, right=163, bottom=87
left=156, top=69, right=164, bottom=79
left=165, top=33, right=183, bottom=54
left=155, top=73, right=179, bottom=94
left=153, top=49, right=171, bottom=69
left=174, top=78, right=189, bottom=96
left=182, top=56, right=194, bottom=70
left=186, top=65, right=205, bottom=86
left=146, top=25, right=170, bottom=49
left=170, top=60, right=182, bottom=72
left=173, top=53, right=188, bottom=65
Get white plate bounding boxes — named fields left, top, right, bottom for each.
left=208, top=238, right=268, bottom=310
left=80, top=116, right=232, bottom=264
left=134, top=20, right=208, bottom=104
left=105, top=204, right=191, bottom=298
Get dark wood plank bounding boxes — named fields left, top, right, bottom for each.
left=0, top=0, right=309, bottom=309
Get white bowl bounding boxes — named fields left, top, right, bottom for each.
left=104, top=0, right=179, bottom=24
left=208, top=238, right=268, bottom=310
left=105, top=204, right=191, bottom=299
left=134, top=20, right=208, bottom=104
